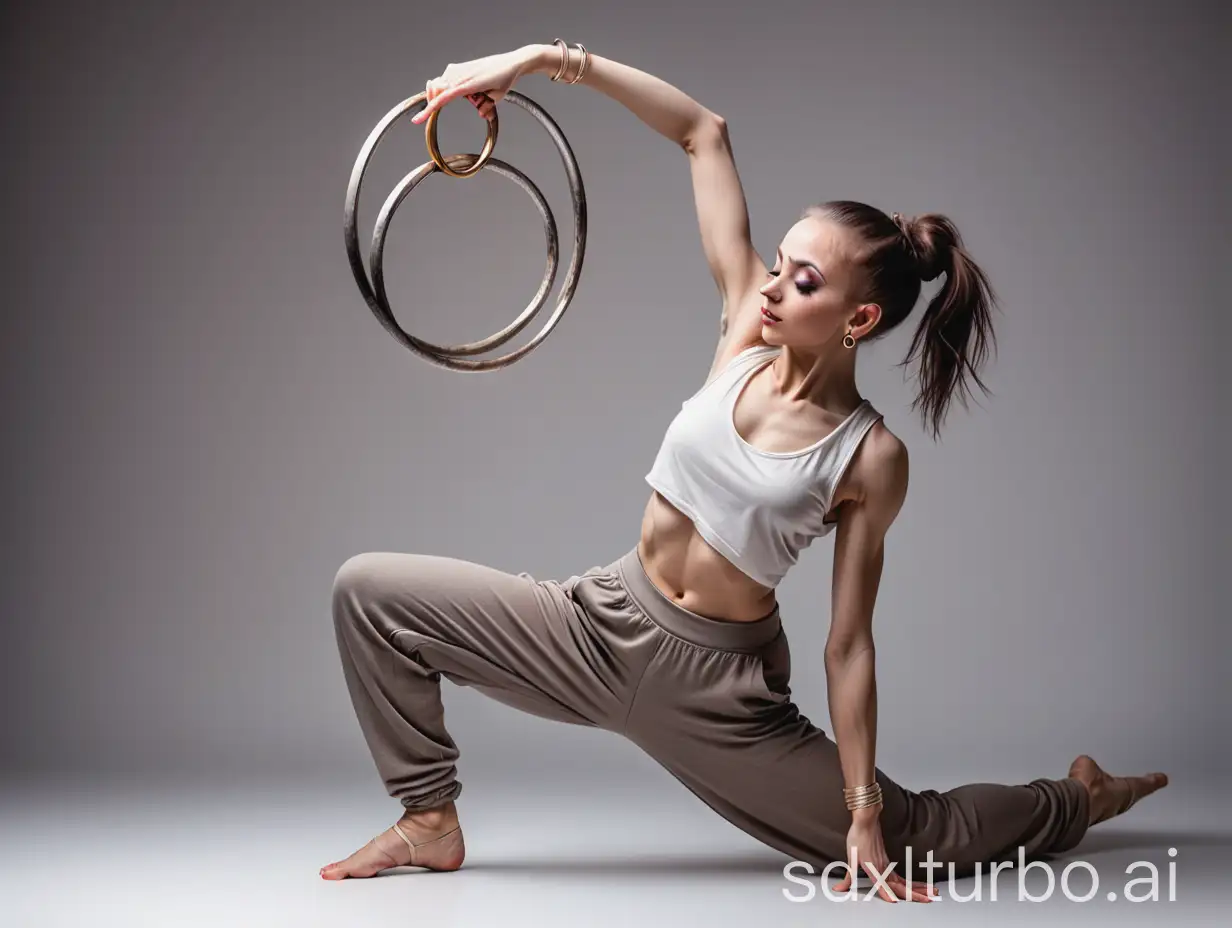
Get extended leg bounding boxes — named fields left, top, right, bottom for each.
left=624, top=633, right=1089, bottom=882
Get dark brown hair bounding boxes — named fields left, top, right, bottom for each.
left=802, top=200, right=999, bottom=440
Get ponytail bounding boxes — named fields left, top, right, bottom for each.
left=804, top=201, right=1000, bottom=440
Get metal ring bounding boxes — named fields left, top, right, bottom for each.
left=424, top=98, right=498, bottom=178
left=370, top=151, right=559, bottom=358
left=344, top=89, right=587, bottom=371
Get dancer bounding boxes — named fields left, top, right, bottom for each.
left=321, top=42, right=1167, bottom=899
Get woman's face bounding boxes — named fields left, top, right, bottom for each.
left=757, top=217, right=875, bottom=349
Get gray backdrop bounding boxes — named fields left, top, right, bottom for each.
left=2, top=0, right=1226, bottom=796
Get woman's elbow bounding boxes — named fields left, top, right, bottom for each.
left=824, top=636, right=876, bottom=667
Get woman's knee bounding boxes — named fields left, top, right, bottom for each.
left=334, top=552, right=382, bottom=601
left=330, top=549, right=441, bottom=623
left=331, top=552, right=424, bottom=625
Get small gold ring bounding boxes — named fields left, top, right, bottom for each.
left=423, top=92, right=499, bottom=179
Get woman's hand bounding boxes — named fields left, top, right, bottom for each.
left=411, top=48, right=537, bottom=125
left=832, top=813, right=940, bottom=903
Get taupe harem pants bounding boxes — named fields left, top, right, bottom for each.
left=332, top=545, right=1089, bottom=879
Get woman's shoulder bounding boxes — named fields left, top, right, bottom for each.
left=845, top=418, right=909, bottom=509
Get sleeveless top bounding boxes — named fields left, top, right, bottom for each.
left=644, top=344, right=884, bottom=588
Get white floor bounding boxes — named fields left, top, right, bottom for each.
left=2, top=772, right=1227, bottom=927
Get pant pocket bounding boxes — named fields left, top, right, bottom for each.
left=559, top=565, right=604, bottom=597
left=564, top=570, right=632, bottom=612
left=755, top=632, right=792, bottom=703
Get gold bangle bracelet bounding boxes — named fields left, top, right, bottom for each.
left=567, top=43, right=589, bottom=84
left=844, top=783, right=883, bottom=810
left=842, top=783, right=880, bottom=796
left=550, top=38, right=569, bottom=82
left=846, top=791, right=883, bottom=805
left=847, top=797, right=883, bottom=811
left=843, top=783, right=882, bottom=794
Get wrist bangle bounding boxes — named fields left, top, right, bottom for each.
left=567, top=43, right=589, bottom=84
left=548, top=39, right=589, bottom=84
left=550, top=38, right=570, bottom=82
left=843, top=782, right=883, bottom=811
left=842, top=783, right=879, bottom=794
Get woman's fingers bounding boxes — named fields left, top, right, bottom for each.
left=412, top=79, right=438, bottom=124
left=833, top=868, right=938, bottom=902
left=413, top=84, right=493, bottom=125
left=469, top=92, right=496, bottom=120
left=868, top=866, right=900, bottom=903
left=414, top=77, right=454, bottom=123
left=888, top=872, right=938, bottom=902
left=875, top=877, right=899, bottom=903
left=412, top=80, right=479, bottom=124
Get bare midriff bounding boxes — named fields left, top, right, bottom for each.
left=636, top=489, right=780, bottom=623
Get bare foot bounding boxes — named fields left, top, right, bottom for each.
left=319, top=801, right=465, bottom=880
left=1068, top=755, right=1168, bottom=826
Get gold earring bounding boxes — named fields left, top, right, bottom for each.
left=843, top=331, right=856, bottom=348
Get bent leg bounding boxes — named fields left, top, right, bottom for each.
left=625, top=632, right=1089, bottom=881
left=332, top=553, right=641, bottom=811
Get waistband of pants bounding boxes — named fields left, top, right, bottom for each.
left=614, top=546, right=782, bottom=652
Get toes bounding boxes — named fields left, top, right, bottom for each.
left=1075, top=761, right=1167, bottom=825
left=1112, top=773, right=1165, bottom=816
left=1135, top=772, right=1168, bottom=797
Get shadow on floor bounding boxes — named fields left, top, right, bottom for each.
left=376, top=829, right=1232, bottom=884
left=428, top=851, right=791, bottom=878
left=1073, top=828, right=1230, bottom=854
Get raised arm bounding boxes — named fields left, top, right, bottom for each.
left=412, top=44, right=766, bottom=371
left=519, top=45, right=766, bottom=359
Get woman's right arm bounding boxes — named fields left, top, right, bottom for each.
left=521, top=43, right=707, bottom=150
left=521, top=44, right=766, bottom=343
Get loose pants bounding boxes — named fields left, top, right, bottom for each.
left=332, top=545, right=1089, bottom=879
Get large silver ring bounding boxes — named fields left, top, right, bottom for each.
left=344, top=90, right=587, bottom=371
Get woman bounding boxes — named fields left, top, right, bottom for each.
left=320, top=41, right=1167, bottom=899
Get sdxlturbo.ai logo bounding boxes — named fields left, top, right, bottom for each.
left=783, top=845, right=1179, bottom=903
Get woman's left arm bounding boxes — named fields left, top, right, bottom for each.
left=824, top=429, right=933, bottom=902
left=824, top=429, right=908, bottom=794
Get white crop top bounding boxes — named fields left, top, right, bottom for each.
left=644, top=344, right=884, bottom=588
